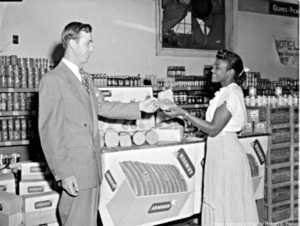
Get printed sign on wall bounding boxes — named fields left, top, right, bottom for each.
left=273, top=36, right=299, bottom=67
left=270, top=1, right=299, bottom=17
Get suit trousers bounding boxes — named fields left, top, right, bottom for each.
left=58, top=187, right=100, bottom=226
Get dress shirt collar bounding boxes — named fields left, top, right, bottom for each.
left=62, top=58, right=82, bottom=82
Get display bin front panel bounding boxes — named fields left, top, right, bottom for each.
left=239, top=135, right=269, bottom=200
left=99, top=141, right=205, bottom=226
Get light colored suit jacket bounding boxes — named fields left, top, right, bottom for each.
left=38, top=62, right=140, bottom=190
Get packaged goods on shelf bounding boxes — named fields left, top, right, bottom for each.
left=264, top=203, right=291, bottom=223
left=145, top=129, right=159, bottom=145
left=267, top=185, right=291, bottom=204
left=104, top=128, right=120, bottom=148
left=271, top=166, right=291, bottom=184
left=271, top=127, right=291, bottom=144
left=0, top=55, right=49, bottom=89
left=153, top=126, right=184, bottom=143
left=0, top=173, right=15, bottom=193
left=254, top=122, right=268, bottom=134
left=294, top=165, right=298, bottom=181
left=20, top=161, right=51, bottom=180
left=167, top=66, right=186, bottom=77
left=0, top=117, right=31, bottom=142
left=119, top=132, right=132, bottom=147
left=270, top=146, right=291, bottom=165
left=294, top=146, right=299, bottom=163
left=92, top=73, right=143, bottom=87
left=132, top=131, right=146, bottom=146
left=19, top=180, right=53, bottom=195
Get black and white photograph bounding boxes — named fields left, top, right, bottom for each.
left=0, top=0, right=298, bottom=226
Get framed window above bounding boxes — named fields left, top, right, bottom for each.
left=155, top=0, right=236, bottom=57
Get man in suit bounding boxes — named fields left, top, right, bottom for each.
left=38, top=21, right=159, bottom=226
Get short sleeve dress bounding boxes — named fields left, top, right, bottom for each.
left=201, top=83, right=259, bottom=226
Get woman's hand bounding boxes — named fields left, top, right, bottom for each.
left=163, top=105, right=187, bottom=118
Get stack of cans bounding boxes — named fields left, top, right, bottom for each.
left=0, top=55, right=49, bottom=89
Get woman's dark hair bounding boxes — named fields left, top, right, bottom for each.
left=216, top=49, right=246, bottom=87
left=61, top=22, right=92, bottom=49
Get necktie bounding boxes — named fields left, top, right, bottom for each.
left=80, top=68, right=90, bottom=94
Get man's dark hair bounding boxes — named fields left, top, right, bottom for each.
left=61, top=22, right=92, bottom=49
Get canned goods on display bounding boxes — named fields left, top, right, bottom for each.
left=6, top=65, right=14, bottom=88
left=1, top=119, right=8, bottom=141
left=27, top=68, right=34, bottom=88
left=10, top=55, right=18, bottom=66
left=14, top=118, right=21, bottom=140
left=13, top=65, right=20, bottom=88
left=21, top=118, right=27, bottom=140
left=21, top=68, right=27, bottom=88
left=20, top=93, right=26, bottom=110
left=7, top=93, right=13, bottom=111
left=13, top=92, right=20, bottom=111
left=8, top=119, right=14, bottom=141
left=0, top=93, right=7, bottom=111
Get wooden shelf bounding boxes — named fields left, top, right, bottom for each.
left=269, top=181, right=292, bottom=189
left=0, top=140, right=29, bottom=147
left=270, top=142, right=291, bottom=148
left=0, top=111, right=36, bottom=117
left=265, top=200, right=292, bottom=208
left=0, top=88, right=38, bottom=92
left=153, top=87, right=208, bottom=92
left=271, top=123, right=291, bottom=129
left=270, top=162, right=291, bottom=169
left=180, top=104, right=208, bottom=109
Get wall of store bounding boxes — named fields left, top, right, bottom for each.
left=0, top=0, right=298, bottom=79
left=236, top=11, right=298, bottom=79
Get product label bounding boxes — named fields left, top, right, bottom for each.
left=34, top=200, right=52, bottom=209
left=28, top=186, right=44, bottom=193
left=30, top=165, right=46, bottom=173
left=177, top=148, right=195, bottom=178
left=104, top=170, right=117, bottom=192
left=252, top=139, right=266, bottom=165
left=148, top=201, right=172, bottom=213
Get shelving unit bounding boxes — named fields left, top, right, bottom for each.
left=0, top=55, right=49, bottom=162
left=263, top=105, right=299, bottom=224
left=0, top=88, right=38, bottom=92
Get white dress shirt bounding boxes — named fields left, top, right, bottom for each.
left=62, top=58, right=82, bottom=82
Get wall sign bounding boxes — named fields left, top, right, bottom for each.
left=273, top=36, right=299, bottom=67
left=270, top=1, right=299, bottom=17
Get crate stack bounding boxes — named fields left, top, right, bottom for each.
left=0, top=161, right=59, bottom=226
left=291, top=106, right=298, bottom=223
left=264, top=106, right=299, bottom=224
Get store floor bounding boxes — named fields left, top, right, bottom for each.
left=157, top=216, right=200, bottom=226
